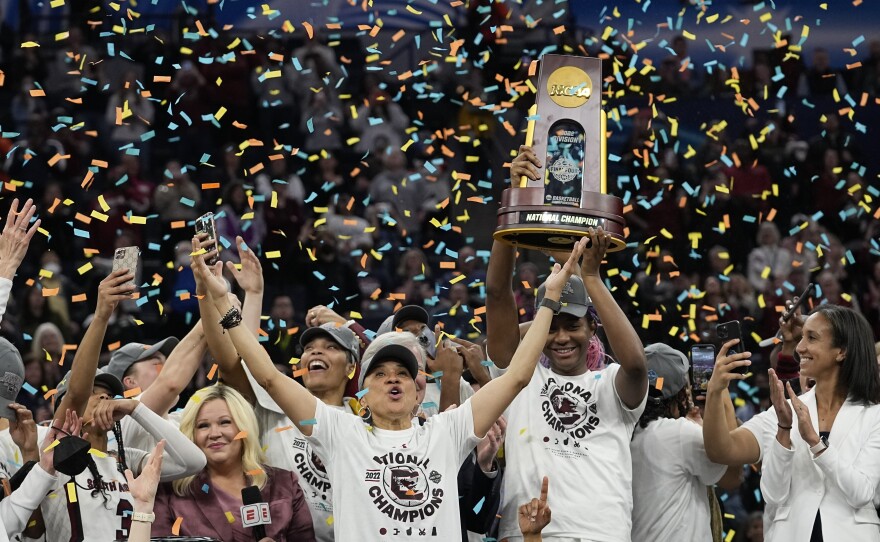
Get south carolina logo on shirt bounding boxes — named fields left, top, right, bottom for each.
left=540, top=377, right=601, bottom=439
left=292, top=437, right=331, bottom=493
left=365, top=452, right=446, bottom=523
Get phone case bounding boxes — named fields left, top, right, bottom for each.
left=113, top=247, right=140, bottom=288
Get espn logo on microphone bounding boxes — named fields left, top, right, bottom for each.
left=241, top=502, right=271, bottom=527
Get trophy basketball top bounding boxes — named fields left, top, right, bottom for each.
left=494, top=54, right=627, bottom=253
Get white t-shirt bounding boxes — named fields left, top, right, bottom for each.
left=308, top=398, right=481, bottom=540
left=243, top=360, right=355, bottom=542
left=118, top=408, right=183, bottom=453
left=420, top=377, right=475, bottom=418
left=741, top=407, right=780, bottom=539
left=630, top=417, right=727, bottom=541
left=38, top=455, right=135, bottom=542
left=492, top=362, right=646, bottom=541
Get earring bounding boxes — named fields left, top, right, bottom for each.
left=359, top=405, right=372, bottom=421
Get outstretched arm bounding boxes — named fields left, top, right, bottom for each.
left=192, top=235, right=255, bottom=404
left=470, top=239, right=586, bottom=437
left=54, top=269, right=134, bottom=423
left=225, top=236, right=264, bottom=335
left=138, top=322, right=206, bottom=415
left=485, top=146, right=541, bottom=369
left=579, top=228, right=647, bottom=409
left=703, top=340, right=762, bottom=466
left=192, top=239, right=318, bottom=435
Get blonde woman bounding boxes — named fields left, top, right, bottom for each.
left=152, top=384, right=315, bottom=541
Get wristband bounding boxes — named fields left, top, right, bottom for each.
left=539, top=297, right=562, bottom=314
left=219, top=307, right=243, bottom=331
left=777, top=423, right=792, bottom=430
left=810, top=435, right=829, bottom=456
left=131, top=511, right=155, bottom=523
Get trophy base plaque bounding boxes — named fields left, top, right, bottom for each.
left=494, top=187, right=626, bottom=252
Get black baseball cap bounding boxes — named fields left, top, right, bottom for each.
left=391, top=305, right=430, bottom=329
left=358, top=337, right=420, bottom=390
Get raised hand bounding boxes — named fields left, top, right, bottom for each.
left=510, top=145, right=542, bottom=184
left=542, top=237, right=587, bottom=298
left=768, top=369, right=793, bottom=431
left=90, top=398, right=138, bottom=432
left=779, top=296, right=806, bottom=344
left=580, top=227, right=610, bottom=278
left=476, top=415, right=506, bottom=472
left=8, top=403, right=37, bottom=461
left=40, top=409, right=84, bottom=475
left=226, top=236, right=264, bottom=295
left=191, top=237, right=231, bottom=304
left=95, top=268, right=136, bottom=321
left=786, top=381, right=821, bottom=448
left=706, top=339, right=751, bottom=395
left=449, top=336, right=490, bottom=386
left=432, top=326, right=464, bottom=377
left=0, top=198, right=41, bottom=279
left=125, top=439, right=165, bottom=512
left=518, top=476, right=551, bottom=535
left=306, top=304, right=346, bottom=328
left=191, top=234, right=224, bottom=297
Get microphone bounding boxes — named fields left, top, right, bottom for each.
left=241, top=485, right=271, bottom=540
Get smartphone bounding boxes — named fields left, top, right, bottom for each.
left=716, top=320, right=747, bottom=373
left=195, top=212, right=219, bottom=265
left=112, top=246, right=141, bottom=291
left=690, top=344, right=716, bottom=402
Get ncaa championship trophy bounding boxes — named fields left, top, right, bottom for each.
left=494, top=54, right=627, bottom=252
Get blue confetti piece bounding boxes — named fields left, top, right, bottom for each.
left=421, top=402, right=437, bottom=410
left=356, top=388, right=369, bottom=399
left=202, top=484, right=210, bottom=493
left=21, top=382, right=37, bottom=395
left=298, top=418, right=317, bottom=426
left=473, top=496, right=486, bottom=514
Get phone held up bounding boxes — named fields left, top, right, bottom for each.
left=195, top=212, right=220, bottom=265
left=716, top=320, right=748, bottom=375
left=112, top=246, right=141, bottom=293
left=690, top=344, right=716, bottom=404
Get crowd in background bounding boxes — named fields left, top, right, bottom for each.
left=0, top=6, right=878, bottom=541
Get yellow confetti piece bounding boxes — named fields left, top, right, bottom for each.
left=77, top=262, right=93, bottom=275
left=326, top=515, right=334, bottom=525
left=20, top=42, right=40, bottom=48
left=214, top=107, right=227, bottom=120
left=43, top=439, right=61, bottom=453
left=88, top=448, right=108, bottom=458
left=50, top=0, right=65, bottom=6
left=66, top=482, right=77, bottom=503
left=97, top=194, right=110, bottom=212
left=265, top=250, right=281, bottom=259
left=128, top=215, right=147, bottom=225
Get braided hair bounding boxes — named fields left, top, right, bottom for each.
left=637, top=387, right=690, bottom=430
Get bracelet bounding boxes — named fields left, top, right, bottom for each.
left=777, top=423, right=792, bottom=430
left=218, top=307, right=243, bottom=331
left=131, top=511, right=155, bottom=523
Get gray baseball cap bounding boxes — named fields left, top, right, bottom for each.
left=54, top=368, right=124, bottom=411
left=105, top=337, right=179, bottom=383
left=645, top=343, right=690, bottom=401
left=377, top=309, right=437, bottom=359
left=535, top=274, right=592, bottom=318
left=0, top=338, right=24, bottom=419
left=300, top=323, right=361, bottom=363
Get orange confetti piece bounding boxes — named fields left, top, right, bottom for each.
left=107, top=341, right=122, bottom=351
left=246, top=468, right=264, bottom=476
left=233, top=431, right=247, bottom=440
left=172, top=517, right=183, bottom=535
left=71, top=293, right=87, bottom=303
left=123, top=387, right=141, bottom=398
left=303, top=21, right=314, bottom=39
left=293, top=367, right=309, bottom=378
left=41, top=288, right=59, bottom=297
left=153, top=75, right=171, bottom=83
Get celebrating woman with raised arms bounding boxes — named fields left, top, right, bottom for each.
left=190, top=235, right=587, bottom=540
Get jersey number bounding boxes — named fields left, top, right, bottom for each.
left=116, top=499, right=133, bottom=540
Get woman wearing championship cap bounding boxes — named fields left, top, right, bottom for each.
left=703, top=305, right=880, bottom=541
left=192, top=234, right=587, bottom=540
left=151, top=384, right=315, bottom=541
left=630, top=343, right=740, bottom=542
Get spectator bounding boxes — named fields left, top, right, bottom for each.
left=747, top=222, right=793, bottom=293
left=152, top=384, right=315, bottom=540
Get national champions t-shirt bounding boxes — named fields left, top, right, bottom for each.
left=492, top=362, right=646, bottom=541
left=307, top=398, right=481, bottom=540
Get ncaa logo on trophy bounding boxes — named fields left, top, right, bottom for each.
left=494, top=55, right=627, bottom=252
